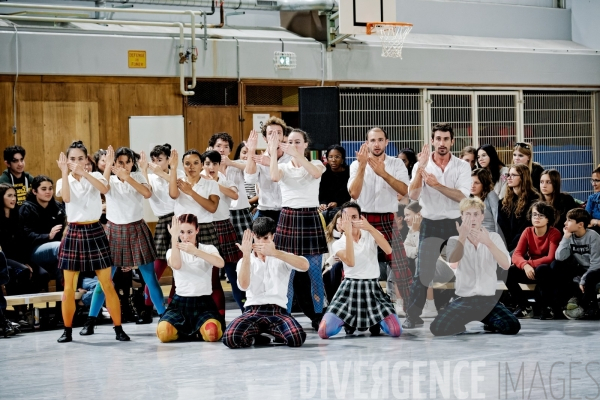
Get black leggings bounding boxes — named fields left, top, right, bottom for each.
left=506, top=263, right=554, bottom=310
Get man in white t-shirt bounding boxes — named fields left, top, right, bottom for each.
left=404, top=123, right=472, bottom=329
left=429, top=198, right=520, bottom=336
left=222, top=217, right=308, bottom=348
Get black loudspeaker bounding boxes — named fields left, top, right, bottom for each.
left=298, top=87, right=339, bottom=151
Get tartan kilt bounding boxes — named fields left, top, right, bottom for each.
left=197, top=222, right=219, bottom=249
left=154, top=212, right=174, bottom=260
left=58, top=222, right=113, bottom=272
left=213, top=219, right=243, bottom=263
left=326, top=278, right=395, bottom=329
left=274, top=207, right=327, bottom=255
left=159, top=294, right=223, bottom=338
left=107, top=219, right=157, bottom=267
left=230, top=208, right=253, bottom=243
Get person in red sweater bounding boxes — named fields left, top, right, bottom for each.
left=506, top=201, right=561, bottom=320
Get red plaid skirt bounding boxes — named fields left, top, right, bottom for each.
left=58, top=222, right=113, bottom=272
left=107, top=219, right=157, bottom=267
left=213, top=219, right=243, bottom=263
left=274, top=207, right=327, bottom=255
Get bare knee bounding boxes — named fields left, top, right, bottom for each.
left=156, top=321, right=178, bottom=343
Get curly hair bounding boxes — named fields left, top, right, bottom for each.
left=502, top=164, right=540, bottom=218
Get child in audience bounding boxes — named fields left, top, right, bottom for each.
left=1, top=146, right=34, bottom=206
left=318, top=202, right=401, bottom=339
left=156, top=214, right=224, bottom=343
left=222, top=217, right=308, bottom=348
left=476, top=144, right=508, bottom=200
left=430, top=197, right=520, bottom=336
left=539, top=169, right=578, bottom=231
left=471, top=168, right=500, bottom=233
left=585, top=166, right=600, bottom=234
left=555, top=208, right=600, bottom=320
left=506, top=201, right=561, bottom=319
left=513, top=142, right=544, bottom=192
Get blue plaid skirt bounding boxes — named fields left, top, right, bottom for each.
left=159, top=294, right=223, bottom=338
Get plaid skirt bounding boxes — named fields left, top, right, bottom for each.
left=230, top=208, right=253, bottom=243
left=107, top=219, right=157, bottom=267
left=159, top=294, right=223, bottom=338
left=274, top=207, right=327, bottom=255
left=326, top=278, right=396, bottom=329
left=154, top=212, right=174, bottom=260
left=213, top=219, right=243, bottom=263
left=58, top=222, right=113, bottom=272
left=197, top=222, right=219, bottom=249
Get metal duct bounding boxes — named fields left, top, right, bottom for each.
left=87, top=0, right=338, bottom=12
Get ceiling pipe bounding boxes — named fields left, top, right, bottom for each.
left=82, top=0, right=338, bottom=12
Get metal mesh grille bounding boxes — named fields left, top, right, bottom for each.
left=339, top=88, right=423, bottom=163
left=524, top=91, right=595, bottom=201
left=185, top=80, right=238, bottom=106
left=245, top=86, right=299, bottom=106
left=429, top=92, right=472, bottom=158
left=477, top=94, right=518, bottom=166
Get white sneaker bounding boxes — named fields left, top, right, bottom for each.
left=420, top=299, right=438, bottom=318
left=101, top=307, right=110, bottom=319
left=395, top=299, right=406, bottom=317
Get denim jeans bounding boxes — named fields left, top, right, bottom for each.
left=30, top=242, right=62, bottom=290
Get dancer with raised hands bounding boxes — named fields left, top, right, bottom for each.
left=318, top=202, right=401, bottom=339
left=54, top=141, right=128, bottom=343
left=269, top=129, right=327, bottom=330
left=80, top=146, right=165, bottom=337
left=156, top=214, right=225, bottom=343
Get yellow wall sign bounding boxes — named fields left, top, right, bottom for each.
left=128, top=50, right=146, bottom=68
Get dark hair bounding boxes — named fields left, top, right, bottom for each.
left=233, top=142, right=247, bottom=160
left=150, top=143, right=172, bottom=159
left=31, top=175, right=53, bottom=193
left=476, top=144, right=505, bottom=184
left=0, top=183, right=15, bottom=204
left=397, top=203, right=406, bottom=217
left=3, top=145, right=26, bottom=162
left=325, top=145, right=346, bottom=169
left=66, top=141, right=88, bottom=157
left=399, top=148, right=417, bottom=177
left=114, top=147, right=140, bottom=172
left=200, top=150, right=222, bottom=164
left=367, top=127, right=388, bottom=140
left=471, top=168, right=494, bottom=201
left=528, top=201, right=557, bottom=228
left=341, top=201, right=361, bottom=215
left=178, top=213, right=199, bottom=229
left=431, top=123, right=454, bottom=140
left=261, top=116, right=287, bottom=138
left=182, top=149, right=202, bottom=162
left=208, top=133, right=234, bottom=151
left=93, top=149, right=107, bottom=166
left=284, top=126, right=293, bottom=137
left=289, top=129, right=311, bottom=146
left=540, top=169, right=561, bottom=205
left=566, top=208, right=591, bottom=228
left=406, top=201, right=422, bottom=214
left=252, top=217, right=277, bottom=236
left=85, top=155, right=97, bottom=172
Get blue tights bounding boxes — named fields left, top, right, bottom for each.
left=318, top=312, right=402, bottom=339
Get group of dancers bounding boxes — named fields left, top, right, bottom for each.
left=54, top=118, right=525, bottom=346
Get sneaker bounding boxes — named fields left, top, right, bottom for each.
left=513, top=306, right=534, bottom=319
left=540, top=307, right=554, bottom=320
left=420, top=299, right=438, bottom=318
left=401, top=316, right=424, bottom=329
left=343, top=323, right=356, bottom=335
left=563, top=306, right=585, bottom=320
left=566, top=297, right=579, bottom=310
left=101, top=307, right=110, bottom=319
left=395, top=299, right=406, bottom=317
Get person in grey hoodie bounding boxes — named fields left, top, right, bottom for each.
left=555, top=208, right=600, bottom=320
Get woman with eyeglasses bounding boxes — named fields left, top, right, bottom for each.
left=498, top=164, right=540, bottom=252
left=585, top=166, right=600, bottom=234
left=470, top=168, right=500, bottom=233
left=318, top=145, right=351, bottom=224
left=476, top=144, right=509, bottom=200
left=513, top=142, right=544, bottom=192
left=539, top=169, right=579, bottom=233
left=506, top=201, right=561, bottom=320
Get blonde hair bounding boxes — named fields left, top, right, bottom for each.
left=514, top=142, right=533, bottom=171
left=459, top=197, right=485, bottom=214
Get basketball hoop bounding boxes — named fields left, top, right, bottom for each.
left=366, top=22, right=413, bottom=59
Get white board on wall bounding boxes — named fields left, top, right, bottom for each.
left=129, top=115, right=185, bottom=223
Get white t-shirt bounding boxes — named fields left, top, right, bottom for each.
left=147, top=170, right=183, bottom=217
left=173, top=177, right=220, bottom=223
left=244, top=153, right=291, bottom=211
left=225, top=162, right=251, bottom=210
left=331, top=230, right=381, bottom=279
left=56, top=172, right=106, bottom=223
left=166, top=244, right=219, bottom=297
left=278, top=160, right=326, bottom=209
left=237, top=252, right=306, bottom=309
left=105, top=172, right=147, bottom=224
left=212, top=172, right=236, bottom=222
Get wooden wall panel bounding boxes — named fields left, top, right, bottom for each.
left=0, top=83, right=14, bottom=153
left=186, top=107, right=240, bottom=152
left=18, top=101, right=44, bottom=177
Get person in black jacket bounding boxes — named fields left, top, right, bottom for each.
left=539, top=169, right=580, bottom=232
left=319, top=145, right=351, bottom=224
left=18, top=175, right=66, bottom=290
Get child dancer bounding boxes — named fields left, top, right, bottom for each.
left=80, top=146, right=165, bottom=336
left=55, top=141, right=128, bottom=342
left=318, top=202, right=401, bottom=339
left=156, top=214, right=225, bottom=342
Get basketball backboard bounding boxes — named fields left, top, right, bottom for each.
left=339, top=0, right=397, bottom=35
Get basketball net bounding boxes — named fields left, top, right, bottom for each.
left=367, top=22, right=413, bottom=59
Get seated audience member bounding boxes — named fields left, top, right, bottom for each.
left=0, top=251, right=19, bottom=337
left=398, top=148, right=417, bottom=180
left=506, top=201, right=561, bottom=320
left=319, top=145, right=351, bottom=224
left=539, top=169, right=578, bottom=232
left=322, top=211, right=343, bottom=303
left=156, top=215, right=225, bottom=343
left=222, top=217, right=308, bottom=348
left=19, top=176, right=66, bottom=289
left=318, top=202, right=401, bottom=339
left=476, top=144, right=508, bottom=200
left=585, top=166, right=600, bottom=234
left=513, top=142, right=544, bottom=192
left=430, top=197, right=520, bottom=336
left=471, top=168, right=500, bottom=233
left=459, top=146, right=477, bottom=170
left=0, top=146, right=35, bottom=207
left=498, top=164, right=540, bottom=252
left=555, top=209, right=600, bottom=320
